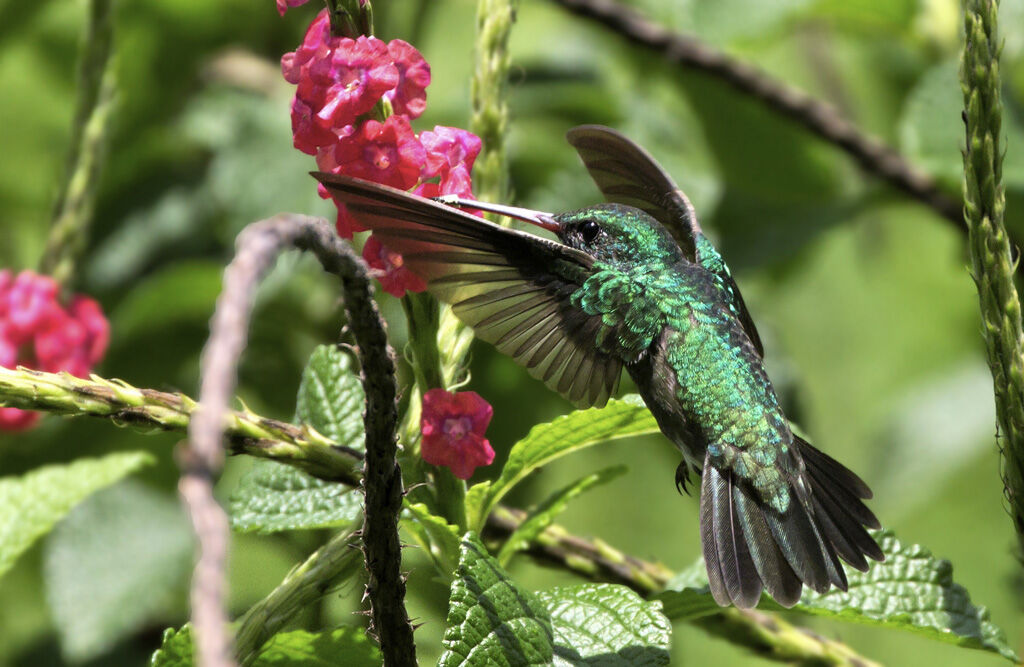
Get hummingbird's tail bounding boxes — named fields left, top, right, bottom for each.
left=699, top=436, right=883, bottom=609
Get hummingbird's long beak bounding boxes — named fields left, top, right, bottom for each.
left=434, top=195, right=561, bottom=233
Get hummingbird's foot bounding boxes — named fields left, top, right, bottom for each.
left=675, top=460, right=694, bottom=496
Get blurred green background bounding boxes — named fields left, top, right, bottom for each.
left=2, top=0, right=1024, bottom=664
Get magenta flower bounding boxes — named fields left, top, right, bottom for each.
left=275, top=0, right=309, bottom=15
left=385, top=40, right=430, bottom=119
left=361, top=235, right=427, bottom=297
left=420, top=126, right=482, bottom=198
left=0, top=270, right=110, bottom=431
left=420, top=388, right=495, bottom=480
left=283, top=14, right=399, bottom=153
left=318, top=115, right=425, bottom=191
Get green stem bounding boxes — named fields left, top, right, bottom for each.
left=234, top=527, right=362, bottom=665
left=39, top=0, right=116, bottom=286
left=960, top=0, right=1024, bottom=557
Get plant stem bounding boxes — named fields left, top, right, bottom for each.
left=40, top=0, right=116, bottom=286
left=235, top=527, right=362, bottom=665
left=960, top=0, right=1024, bottom=557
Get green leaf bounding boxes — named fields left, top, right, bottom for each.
left=438, top=534, right=554, bottom=667
left=0, top=451, right=153, bottom=581
left=537, top=584, right=671, bottom=666
left=150, top=626, right=380, bottom=666
left=658, top=530, right=1020, bottom=662
left=44, top=481, right=194, bottom=661
left=229, top=345, right=365, bottom=533
left=466, top=395, right=658, bottom=530
left=150, top=626, right=193, bottom=667
left=295, top=345, right=365, bottom=448
left=229, top=460, right=361, bottom=533
left=403, top=501, right=462, bottom=576
left=497, top=466, right=627, bottom=567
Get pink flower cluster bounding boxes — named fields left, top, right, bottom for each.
left=281, top=9, right=482, bottom=297
left=0, top=271, right=109, bottom=431
left=421, top=388, right=495, bottom=480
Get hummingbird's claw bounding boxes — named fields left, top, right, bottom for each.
left=675, top=460, right=693, bottom=496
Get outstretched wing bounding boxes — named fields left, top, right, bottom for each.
left=566, top=125, right=764, bottom=357
left=314, top=173, right=623, bottom=407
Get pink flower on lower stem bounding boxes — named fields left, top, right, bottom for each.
left=420, top=388, right=495, bottom=480
left=362, top=235, right=427, bottom=297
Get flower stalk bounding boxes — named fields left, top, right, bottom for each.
left=960, top=0, right=1024, bottom=556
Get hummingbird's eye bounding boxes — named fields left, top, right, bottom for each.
left=578, top=220, right=601, bottom=244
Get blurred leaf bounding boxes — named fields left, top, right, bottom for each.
left=901, top=58, right=1024, bottom=188
left=150, top=626, right=380, bottom=666
left=44, top=480, right=193, bottom=662
left=438, top=534, right=553, bottom=667
left=403, top=501, right=461, bottom=576
left=107, top=260, right=224, bottom=341
left=657, top=530, right=1020, bottom=662
left=465, top=395, right=658, bottom=530
left=0, top=451, right=152, bottom=581
left=497, top=466, right=627, bottom=567
left=537, top=584, right=671, bottom=666
left=230, top=345, right=365, bottom=532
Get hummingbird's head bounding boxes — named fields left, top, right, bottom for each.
left=553, top=204, right=684, bottom=268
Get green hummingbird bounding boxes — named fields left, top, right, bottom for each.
left=314, top=125, right=883, bottom=608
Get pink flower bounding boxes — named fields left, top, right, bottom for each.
left=318, top=116, right=425, bottom=191
left=385, top=40, right=430, bottom=119
left=0, top=270, right=109, bottom=432
left=420, top=388, right=495, bottom=480
left=362, top=235, right=427, bottom=297
left=419, top=126, right=482, bottom=198
left=283, top=14, right=399, bottom=153
left=276, top=0, right=309, bottom=15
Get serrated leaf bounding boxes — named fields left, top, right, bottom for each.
left=151, top=626, right=193, bottom=667
left=295, top=345, right=364, bottom=448
left=229, top=460, right=361, bottom=533
left=537, top=584, right=671, bottom=666
left=403, top=501, right=461, bottom=576
left=44, top=481, right=194, bottom=661
left=438, top=534, right=554, bottom=667
left=497, top=466, right=627, bottom=567
left=0, top=451, right=153, bottom=581
left=658, top=530, right=1019, bottom=662
left=466, top=395, right=658, bottom=530
left=229, top=345, right=364, bottom=533
left=150, top=626, right=379, bottom=666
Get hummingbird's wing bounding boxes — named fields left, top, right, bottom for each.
left=566, top=125, right=765, bottom=358
left=314, top=173, right=623, bottom=408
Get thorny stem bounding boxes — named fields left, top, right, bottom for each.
left=39, top=0, right=116, bottom=285
left=961, top=1, right=1024, bottom=558
left=0, top=370, right=876, bottom=666
left=550, top=0, right=964, bottom=230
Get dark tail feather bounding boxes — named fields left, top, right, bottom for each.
left=699, top=440, right=884, bottom=609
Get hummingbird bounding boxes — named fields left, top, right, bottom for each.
left=314, top=125, right=883, bottom=608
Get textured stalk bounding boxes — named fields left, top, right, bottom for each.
left=0, top=367, right=362, bottom=483
left=39, top=0, right=116, bottom=285
left=960, top=0, right=1024, bottom=556
left=235, top=527, right=362, bottom=665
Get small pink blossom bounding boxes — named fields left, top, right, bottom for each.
left=318, top=116, right=425, bottom=191
left=420, top=126, right=482, bottom=198
left=276, top=0, right=309, bottom=16
left=385, top=40, right=430, bottom=119
left=0, top=270, right=110, bottom=432
left=420, top=388, right=495, bottom=479
left=362, top=235, right=427, bottom=297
